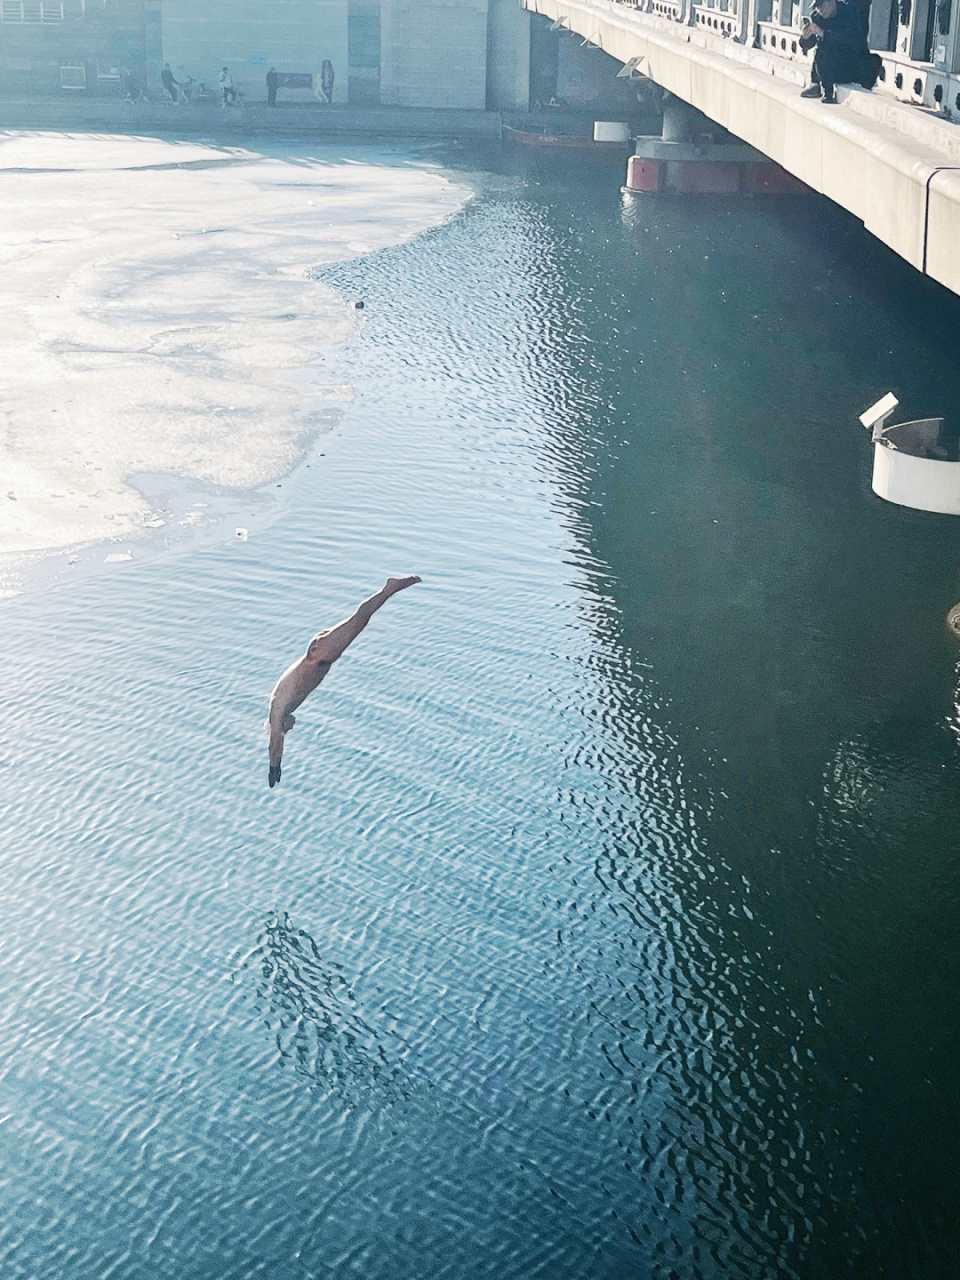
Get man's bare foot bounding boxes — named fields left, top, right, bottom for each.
left=385, top=575, right=421, bottom=593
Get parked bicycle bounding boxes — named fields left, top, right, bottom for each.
left=179, top=77, right=218, bottom=105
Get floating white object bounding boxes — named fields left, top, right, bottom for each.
left=594, top=121, right=631, bottom=143
left=235, top=527, right=248, bottom=540
left=859, top=392, right=899, bottom=434
left=860, top=394, right=960, bottom=515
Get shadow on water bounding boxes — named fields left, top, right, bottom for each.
left=250, top=911, right=422, bottom=1106
left=480, top=159, right=960, bottom=1277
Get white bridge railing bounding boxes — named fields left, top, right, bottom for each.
left=605, top=0, right=960, bottom=118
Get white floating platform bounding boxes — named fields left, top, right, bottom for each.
left=870, top=419, right=960, bottom=515
left=859, top=395, right=960, bottom=515
left=594, top=120, right=631, bottom=142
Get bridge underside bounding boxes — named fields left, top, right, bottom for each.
left=524, top=0, right=960, bottom=299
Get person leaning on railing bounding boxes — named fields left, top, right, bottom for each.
left=799, top=0, right=881, bottom=103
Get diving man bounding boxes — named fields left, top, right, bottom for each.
left=267, top=576, right=421, bottom=788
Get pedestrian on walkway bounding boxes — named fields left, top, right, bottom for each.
left=266, top=66, right=279, bottom=106
left=320, top=59, right=335, bottom=103
left=161, top=63, right=180, bottom=102
left=219, top=66, right=237, bottom=106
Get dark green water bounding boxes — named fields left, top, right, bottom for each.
left=1, top=146, right=959, bottom=1279
left=474, top=166, right=960, bottom=1278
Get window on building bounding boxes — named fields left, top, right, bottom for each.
left=60, top=63, right=86, bottom=88
left=1, top=1, right=65, bottom=20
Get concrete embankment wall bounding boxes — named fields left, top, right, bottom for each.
left=0, top=99, right=503, bottom=138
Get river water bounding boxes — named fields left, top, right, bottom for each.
left=1, top=144, right=959, bottom=1279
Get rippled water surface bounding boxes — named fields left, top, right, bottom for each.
left=2, top=148, right=960, bottom=1280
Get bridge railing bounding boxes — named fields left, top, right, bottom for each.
left=607, top=0, right=960, bottom=117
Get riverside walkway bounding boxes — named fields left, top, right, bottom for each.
left=0, top=98, right=502, bottom=139
left=524, top=0, right=960, bottom=298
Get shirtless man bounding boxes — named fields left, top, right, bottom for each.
left=267, top=576, right=421, bottom=788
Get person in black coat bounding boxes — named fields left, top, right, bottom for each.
left=266, top=66, right=279, bottom=107
left=799, top=0, right=880, bottom=103
left=161, top=63, right=180, bottom=103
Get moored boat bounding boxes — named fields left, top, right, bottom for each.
left=502, top=125, right=633, bottom=161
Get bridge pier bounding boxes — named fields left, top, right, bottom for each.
left=625, top=88, right=810, bottom=194
left=661, top=94, right=713, bottom=142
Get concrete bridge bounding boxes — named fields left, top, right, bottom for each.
left=523, top=0, right=960, bottom=299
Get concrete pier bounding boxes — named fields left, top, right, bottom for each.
left=625, top=138, right=808, bottom=191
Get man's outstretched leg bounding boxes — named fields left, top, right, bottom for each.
left=306, top=576, right=420, bottom=665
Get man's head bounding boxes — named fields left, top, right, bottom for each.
left=164, top=62, right=170, bottom=70
left=817, top=0, right=839, bottom=15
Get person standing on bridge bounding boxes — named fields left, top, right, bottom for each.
left=799, top=0, right=880, bottom=103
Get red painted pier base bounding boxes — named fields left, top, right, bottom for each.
left=624, top=146, right=810, bottom=195
left=626, top=156, right=662, bottom=192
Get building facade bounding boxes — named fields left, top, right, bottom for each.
left=158, top=0, right=349, bottom=102
left=0, top=0, right=157, bottom=96
left=158, top=0, right=529, bottom=109
left=1, top=0, right=532, bottom=108
left=160, top=0, right=533, bottom=109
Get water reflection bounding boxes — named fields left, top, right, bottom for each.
left=534, top=172, right=960, bottom=1276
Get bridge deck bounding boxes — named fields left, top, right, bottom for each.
left=524, top=0, right=960, bottom=298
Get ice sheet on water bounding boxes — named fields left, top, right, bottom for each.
left=0, top=131, right=467, bottom=564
